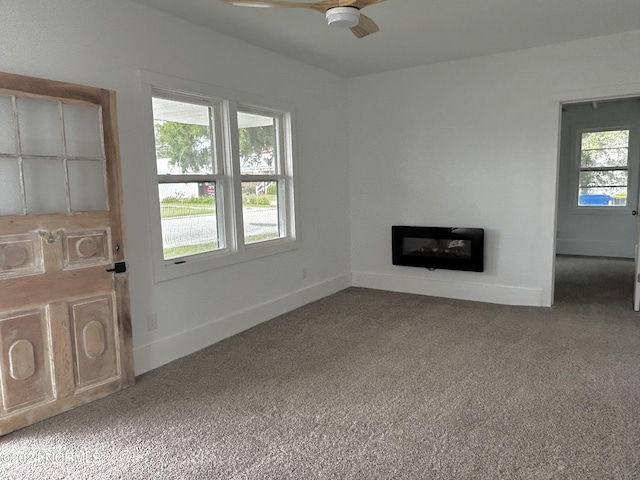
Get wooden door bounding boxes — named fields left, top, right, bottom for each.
left=0, top=72, right=134, bottom=435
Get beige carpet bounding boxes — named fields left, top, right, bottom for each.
left=1, top=258, right=640, bottom=479
left=554, top=254, right=635, bottom=308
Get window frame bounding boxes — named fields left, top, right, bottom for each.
left=139, top=71, right=298, bottom=282
left=231, top=106, right=296, bottom=248
left=571, top=124, right=635, bottom=215
left=153, top=92, right=230, bottom=257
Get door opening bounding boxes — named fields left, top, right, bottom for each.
left=554, top=97, right=640, bottom=308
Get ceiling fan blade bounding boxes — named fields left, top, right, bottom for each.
left=350, top=13, right=379, bottom=38
left=220, top=0, right=386, bottom=37
left=219, top=0, right=358, bottom=12
left=351, top=0, right=389, bottom=8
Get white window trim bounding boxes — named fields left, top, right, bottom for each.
left=139, top=71, right=299, bottom=282
left=570, top=123, right=635, bottom=215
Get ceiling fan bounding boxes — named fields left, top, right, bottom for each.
left=218, top=0, right=389, bottom=38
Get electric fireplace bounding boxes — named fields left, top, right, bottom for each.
left=392, top=226, right=484, bottom=272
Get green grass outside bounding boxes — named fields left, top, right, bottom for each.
left=164, top=241, right=218, bottom=259
left=161, top=203, right=215, bottom=218
left=161, top=196, right=277, bottom=218
left=244, top=232, right=279, bottom=244
left=242, top=194, right=277, bottom=208
left=163, top=233, right=280, bottom=259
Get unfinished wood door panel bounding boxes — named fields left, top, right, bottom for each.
left=0, top=234, right=43, bottom=278
left=0, top=72, right=133, bottom=435
left=0, top=310, right=52, bottom=412
left=69, top=295, right=118, bottom=388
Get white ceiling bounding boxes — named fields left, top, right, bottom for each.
left=131, top=0, right=640, bottom=77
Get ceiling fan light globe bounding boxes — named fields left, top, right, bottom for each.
left=326, top=7, right=360, bottom=28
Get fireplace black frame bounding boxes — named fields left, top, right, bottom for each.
left=392, top=226, right=484, bottom=272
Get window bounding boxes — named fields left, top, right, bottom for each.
left=141, top=72, right=297, bottom=281
left=153, top=96, right=225, bottom=259
left=238, top=109, right=285, bottom=245
left=577, top=129, right=630, bottom=207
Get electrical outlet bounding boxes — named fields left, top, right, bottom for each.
left=302, top=267, right=308, bottom=279
left=147, top=312, right=158, bottom=331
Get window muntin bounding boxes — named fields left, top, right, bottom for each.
left=578, top=129, right=630, bottom=207
left=0, top=93, right=107, bottom=215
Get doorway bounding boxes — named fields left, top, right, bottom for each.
left=555, top=97, right=640, bottom=308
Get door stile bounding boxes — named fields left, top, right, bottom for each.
left=48, top=302, right=75, bottom=398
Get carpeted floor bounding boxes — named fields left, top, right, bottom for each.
left=554, top=254, right=635, bottom=309
left=1, top=256, right=639, bottom=479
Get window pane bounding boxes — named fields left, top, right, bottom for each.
left=18, top=97, right=63, bottom=157
left=158, top=182, right=220, bottom=259
left=578, top=170, right=627, bottom=206
left=23, top=158, right=67, bottom=213
left=0, top=158, right=23, bottom=215
left=63, top=103, right=104, bottom=159
left=580, top=130, right=629, bottom=168
left=242, top=181, right=279, bottom=244
left=238, top=111, right=276, bottom=175
left=68, top=159, right=107, bottom=211
left=0, top=95, right=17, bottom=155
left=153, top=98, right=213, bottom=175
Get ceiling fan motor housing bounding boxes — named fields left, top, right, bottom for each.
left=326, top=7, right=360, bottom=28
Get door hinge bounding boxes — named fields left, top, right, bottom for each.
left=106, top=261, right=127, bottom=274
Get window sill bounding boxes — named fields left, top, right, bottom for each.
left=153, top=237, right=299, bottom=283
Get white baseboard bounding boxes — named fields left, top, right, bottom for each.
left=134, top=274, right=352, bottom=375
left=351, top=271, right=544, bottom=307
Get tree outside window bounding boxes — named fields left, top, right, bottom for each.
left=578, top=129, right=629, bottom=206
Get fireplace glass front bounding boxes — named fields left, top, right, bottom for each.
left=392, top=226, right=484, bottom=272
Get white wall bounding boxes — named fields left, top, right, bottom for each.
left=0, top=0, right=351, bottom=374
left=348, top=30, right=640, bottom=307
left=556, top=99, right=640, bottom=258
